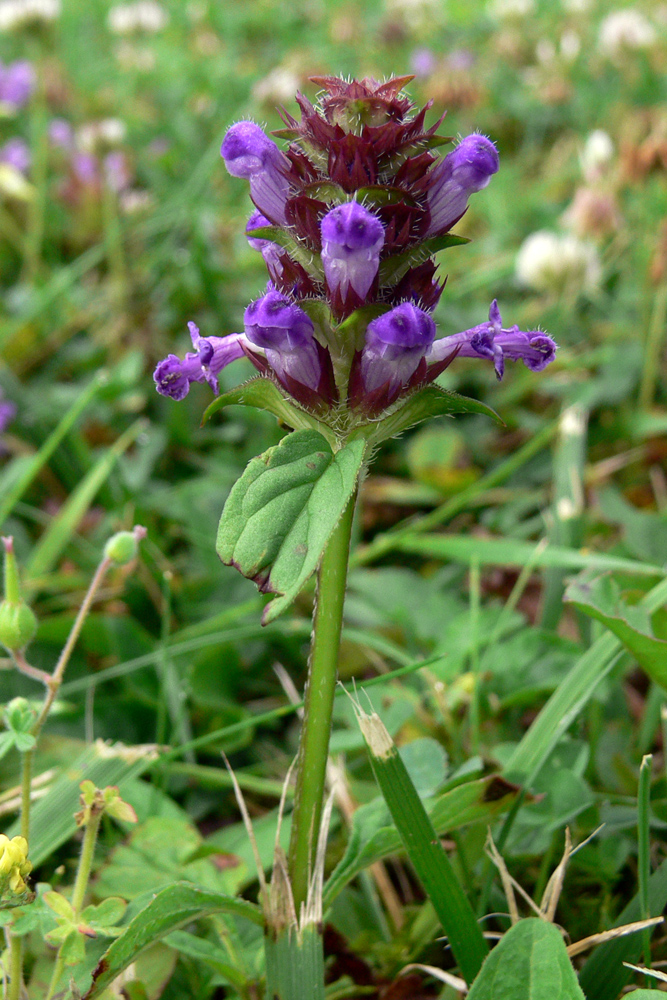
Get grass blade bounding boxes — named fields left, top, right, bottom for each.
left=354, top=703, right=488, bottom=984
left=0, top=372, right=105, bottom=527
left=25, top=418, right=146, bottom=580
left=638, top=754, right=653, bottom=976
left=395, top=533, right=663, bottom=576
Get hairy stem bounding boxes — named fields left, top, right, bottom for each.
left=288, top=494, right=356, bottom=914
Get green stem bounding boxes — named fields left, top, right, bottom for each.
left=20, top=749, right=33, bottom=841
left=45, top=810, right=103, bottom=1000
left=288, top=493, right=356, bottom=913
left=639, top=283, right=667, bottom=411
left=7, top=935, right=23, bottom=1000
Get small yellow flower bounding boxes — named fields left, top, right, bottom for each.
left=0, top=834, right=32, bottom=897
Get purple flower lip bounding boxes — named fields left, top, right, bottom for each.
left=426, top=299, right=557, bottom=379
left=427, top=133, right=499, bottom=237
left=321, top=201, right=385, bottom=305
left=154, top=322, right=247, bottom=399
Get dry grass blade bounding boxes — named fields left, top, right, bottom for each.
left=567, top=917, right=664, bottom=958
left=400, top=963, right=468, bottom=992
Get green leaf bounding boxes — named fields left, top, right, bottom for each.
left=44, top=890, right=75, bottom=922
left=0, top=732, right=16, bottom=759
left=14, top=732, right=36, bottom=752
left=243, top=225, right=324, bottom=278
left=202, top=377, right=336, bottom=445
left=83, top=896, right=127, bottom=931
left=362, top=384, right=502, bottom=447
left=378, top=234, right=469, bottom=286
left=164, top=931, right=246, bottom=989
left=622, top=992, right=667, bottom=998
left=466, top=919, right=585, bottom=1000
left=565, top=573, right=667, bottom=687
left=216, top=430, right=365, bottom=623
left=84, top=883, right=263, bottom=999
left=61, top=927, right=87, bottom=966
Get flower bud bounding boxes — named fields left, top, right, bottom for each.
left=103, top=525, right=147, bottom=565
left=0, top=538, right=37, bottom=653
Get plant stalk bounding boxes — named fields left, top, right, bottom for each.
left=288, top=493, right=356, bottom=914
left=45, top=809, right=103, bottom=1000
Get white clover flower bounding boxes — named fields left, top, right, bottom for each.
left=560, top=30, right=581, bottom=61
left=0, top=0, right=59, bottom=31
left=516, top=230, right=602, bottom=294
left=252, top=66, right=301, bottom=106
left=598, top=10, right=657, bottom=57
left=119, top=188, right=153, bottom=214
left=580, top=129, right=614, bottom=182
left=108, top=1, right=168, bottom=34
left=77, top=119, right=126, bottom=153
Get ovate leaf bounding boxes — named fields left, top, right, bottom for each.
left=216, top=430, right=366, bottom=623
left=202, top=378, right=335, bottom=445
left=467, top=919, right=585, bottom=1000
left=565, top=573, right=667, bottom=688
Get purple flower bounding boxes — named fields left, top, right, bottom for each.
left=246, top=208, right=284, bottom=279
left=321, top=202, right=385, bottom=303
left=426, top=134, right=499, bottom=237
left=411, top=48, right=437, bottom=78
left=0, top=138, right=30, bottom=174
left=49, top=118, right=74, bottom=149
left=0, top=60, right=34, bottom=111
left=0, top=389, right=15, bottom=434
left=154, top=323, right=246, bottom=399
left=426, top=300, right=557, bottom=379
left=359, top=302, right=436, bottom=395
left=72, top=152, right=99, bottom=184
left=104, top=151, right=131, bottom=192
left=221, top=121, right=290, bottom=226
left=244, top=288, right=322, bottom=392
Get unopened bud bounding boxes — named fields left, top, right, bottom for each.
left=0, top=538, right=37, bottom=653
left=103, top=525, right=147, bottom=565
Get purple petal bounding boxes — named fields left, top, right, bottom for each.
left=154, top=326, right=246, bottom=399
left=427, top=134, right=499, bottom=237
left=321, top=202, right=385, bottom=301
left=360, top=302, right=436, bottom=394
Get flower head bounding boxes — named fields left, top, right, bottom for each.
left=0, top=834, right=31, bottom=896
left=0, top=59, right=34, bottom=110
left=0, top=137, right=29, bottom=174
